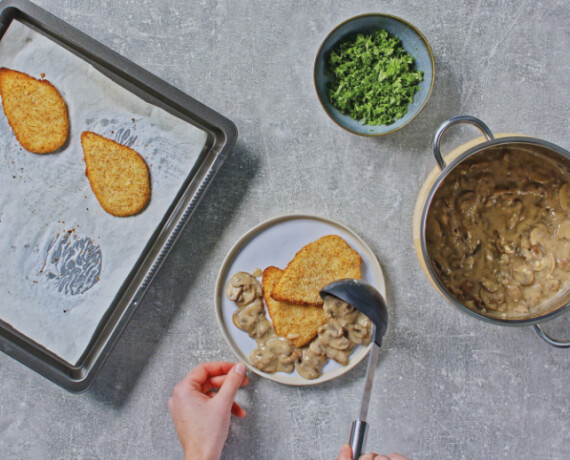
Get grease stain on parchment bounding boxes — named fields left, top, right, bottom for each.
left=40, top=230, right=102, bottom=296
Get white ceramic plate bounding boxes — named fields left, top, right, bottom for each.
left=214, top=214, right=386, bottom=385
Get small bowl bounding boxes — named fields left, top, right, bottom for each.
left=314, top=13, right=435, bottom=136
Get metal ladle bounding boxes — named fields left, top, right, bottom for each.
left=320, top=279, right=389, bottom=459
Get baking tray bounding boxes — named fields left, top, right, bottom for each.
left=0, top=0, right=237, bottom=392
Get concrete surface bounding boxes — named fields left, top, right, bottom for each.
left=1, top=1, right=569, bottom=459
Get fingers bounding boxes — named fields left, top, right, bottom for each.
left=184, top=361, right=236, bottom=382
left=358, top=454, right=408, bottom=460
left=215, top=362, right=247, bottom=407
left=182, top=361, right=238, bottom=389
left=336, top=444, right=352, bottom=460
left=359, top=455, right=389, bottom=460
left=231, top=401, right=247, bottom=418
left=202, top=377, right=248, bottom=416
left=173, top=361, right=248, bottom=420
left=208, top=373, right=250, bottom=390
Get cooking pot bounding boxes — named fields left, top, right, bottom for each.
left=414, top=115, right=570, bottom=348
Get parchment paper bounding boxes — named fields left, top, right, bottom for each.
left=0, top=21, right=208, bottom=364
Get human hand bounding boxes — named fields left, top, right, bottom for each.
left=168, top=361, right=249, bottom=460
left=336, top=444, right=410, bottom=460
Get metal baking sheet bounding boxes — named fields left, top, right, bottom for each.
left=0, top=0, right=237, bottom=392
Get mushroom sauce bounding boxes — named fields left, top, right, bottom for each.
left=426, top=148, right=570, bottom=318
left=225, top=272, right=372, bottom=379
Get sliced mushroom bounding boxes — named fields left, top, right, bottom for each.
left=513, top=265, right=535, bottom=286
left=308, top=338, right=326, bottom=356
left=448, top=255, right=464, bottom=270
left=529, top=224, right=550, bottom=247
left=318, top=318, right=344, bottom=345
left=481, top=277, right=499, bottom=293
left=328, top=335, right=352, bottom=351
left=323, top=297, right=354, bottom=319
left=250, top=348, right=278, bottom=373
left=295, top=350, right=327, bottom=380
left=250, top=317, right=272, bottom=339
left=326, top=347, right=352, bottom=366
left=480, top=287, right=505, bottom=310
left=530, top=253, right=555, bottom=273
left=522, top=284, right=543, bottom=305
left=495, top=235, right=516, bottom=254
left=545, top=277, right=560, bottom=292
left=346, top=317, right=372, bottom=344
left=511, top=301, right=529, bottom=315
left=505, top=285, right=523, bottom=302
left=232, top=299, right=265, bottom=332
left=225, top=272, right=263, bottom=306
left=456, top=191, right=477, bottom=216
left=469, top=160, right=491, bottom=173
left=232, top=308, right=257, bottom=330
left=464, top=299, right=477, bottom=310
left=426, top=218, right=443, bottom=243
left=557, top=258, right=570, bottom=272
left=459, top=174, right=476, bottom=190
left=528, top=167, right=551, bottom=184
left=524, top=182, right=547, bottom=199
left=266, top=337, right=292, bottom=356
left=520, top=236, right=531, bottom=250
left=490, top=188, right=517, bottom=206
left=476, top=174, right=495, bottom=197
left=280, top=349, right=302, bottom=367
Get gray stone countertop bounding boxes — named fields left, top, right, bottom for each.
left=1, top=1, right=569, bottom=459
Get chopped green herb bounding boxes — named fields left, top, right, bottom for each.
left=326, top=29, right=423, bottom=126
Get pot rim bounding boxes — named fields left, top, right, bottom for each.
left=420, top=134, right=570, bottom=326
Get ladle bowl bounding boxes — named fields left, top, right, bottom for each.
left=320, top=278, right=388, bottom=346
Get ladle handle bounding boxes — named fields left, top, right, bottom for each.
left=432, top=115, right=494, bottom=169
left=534, top=324, right=570, bottom=348
left=349, top=419, right=368, bottom=459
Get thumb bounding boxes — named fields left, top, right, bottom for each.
left=216, top=362, right=246, bottom=406
left=337, top=444, right=353, bottom=460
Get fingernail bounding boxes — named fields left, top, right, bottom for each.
left=234, top=362, right=246, bottom=375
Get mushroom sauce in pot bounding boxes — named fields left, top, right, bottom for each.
left=418, top=116, right=570, bottom=347
left=426, top=147, right=570, bottom=318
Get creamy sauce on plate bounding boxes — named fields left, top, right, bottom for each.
left=225, top=272, right=372, bottom=379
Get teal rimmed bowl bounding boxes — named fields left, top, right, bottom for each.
left=314, top=13, right=435, bottom=136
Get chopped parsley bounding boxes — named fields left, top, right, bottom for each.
left=326, top=29, right=424, bottom=126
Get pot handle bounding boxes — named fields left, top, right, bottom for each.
left=432, top=115, right=495, bottom=170
left=534, top=324, right=570, bottom=348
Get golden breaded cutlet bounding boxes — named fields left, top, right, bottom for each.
left=271, top=235, right=362, bottom=306
left=262, top=266, right=328, bottom=348
left=0, top=68, right=69, bottom=153
left=81, top=131, right=150, bottom=217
